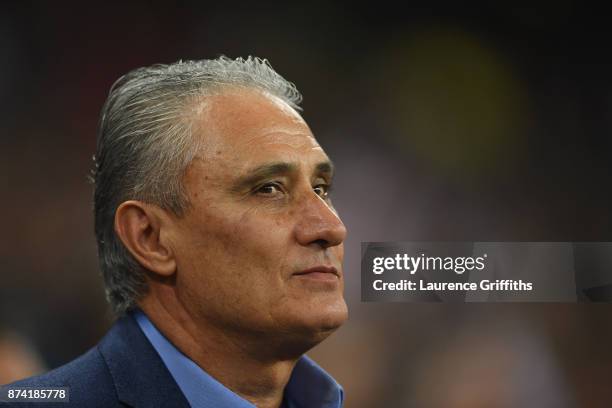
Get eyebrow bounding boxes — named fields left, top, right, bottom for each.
left=230, top=160, right=335, bottom=193
left=315, top=161, right=334, bottom=177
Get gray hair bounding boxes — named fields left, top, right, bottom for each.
left=93, top=56, right=303, bottom=315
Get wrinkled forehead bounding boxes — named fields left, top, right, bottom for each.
left=191, top=87, right=320, bottom=158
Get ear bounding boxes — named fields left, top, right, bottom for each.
left=114, top=200, right=176, bottom=277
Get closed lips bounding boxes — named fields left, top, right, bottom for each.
left=294, top=266, right=339, bottom=277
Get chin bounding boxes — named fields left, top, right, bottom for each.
left=294, top=299, right=348, bottom=343
left=317, top=301, right=349, bottom=332
left=271, top=297, right=348, bottom=358
left=275, top=315, right=347, bottom=359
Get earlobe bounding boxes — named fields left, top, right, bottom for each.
left=114, top=201, right=177, bottom=277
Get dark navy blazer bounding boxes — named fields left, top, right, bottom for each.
left=4, top=314, right=191, bottom=407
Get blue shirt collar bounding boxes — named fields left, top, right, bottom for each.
left=133, top=310, right=343, bottom=408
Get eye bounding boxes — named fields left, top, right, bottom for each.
left=255, top=182, right=284, bottom=196
left=313, top=183, right=331, bottom=198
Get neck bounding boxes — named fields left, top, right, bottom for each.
left=138, top=289, right=298, bottom=408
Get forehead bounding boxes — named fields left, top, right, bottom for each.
left=190, top=88, right=327, bottom=169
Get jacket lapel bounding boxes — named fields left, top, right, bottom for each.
left=97, top=314, right=191, bottom=408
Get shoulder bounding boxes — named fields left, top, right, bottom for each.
left=4, top=344, right=119, bottom=407
left=2, top=313, right=189, bottom=408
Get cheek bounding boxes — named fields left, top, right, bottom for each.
left=174, top=209, right=297, bottom=327
left=177, top=208, right=293, bottom=292
left=232, top=211, right=296, bottom=282
left=335, top=244, right=345, bottom=261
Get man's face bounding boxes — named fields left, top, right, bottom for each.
left=168, top=88, right=348, bottom=348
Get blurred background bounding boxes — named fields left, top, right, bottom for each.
left=1, top=1, right=612, bottom=406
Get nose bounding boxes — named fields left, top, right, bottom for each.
left=294, top=192, right=347, bottom=249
